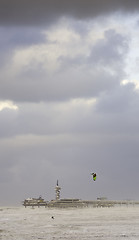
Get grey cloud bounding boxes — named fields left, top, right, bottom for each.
left=0, top=81, right=139, bottom=204
left=0, top=27, right=46, bottom=47
left=0, top=129, right=139, bottom=204
left=0, top=0, right=139, bottom=26
left=0, top=27, right=46, bottom=67
left=0, top=68, right=122, bottom=102
left=96, top=83, right=136, bottom=114
left=0, top=28, right=128, bottom=102
left=88, top=29, right=129, bottom=67
left=0, top=109, right=18, bottom=138
left=1, top=2, right=139, bottom=205
left=0, top=82, right=139, bottom=139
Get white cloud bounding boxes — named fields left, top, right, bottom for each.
left=121, top=79, right=139, bottom=90
left=0, top=101, right=18, bottom=111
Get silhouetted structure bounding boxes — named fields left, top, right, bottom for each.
left=55, top=180, right=61, bottom=200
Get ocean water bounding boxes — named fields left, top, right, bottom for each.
left=0, top=205, right=139, bottom=239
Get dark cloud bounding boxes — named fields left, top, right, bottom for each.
left=0, top=1, right=139, bottom=205
left=0, top=0, right=139, bottom=26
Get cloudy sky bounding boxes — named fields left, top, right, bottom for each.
left=1, top=0, right=139, bottom=206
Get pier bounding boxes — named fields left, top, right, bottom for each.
left=23, top=181, right=139, bottom=208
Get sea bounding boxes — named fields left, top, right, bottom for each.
left=0, top=205, right=139, bottom=239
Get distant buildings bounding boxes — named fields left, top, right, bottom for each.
left=23, top=196, right=47, bottom=207
left=23, top=180, right=139, bottom=208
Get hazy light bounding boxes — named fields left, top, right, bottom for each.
left=0, top=101, right=18, bottom=111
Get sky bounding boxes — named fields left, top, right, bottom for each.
left=1, top=0, right=139, bottom=206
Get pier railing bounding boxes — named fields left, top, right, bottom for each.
left=23, top=199, right=139, bottom=208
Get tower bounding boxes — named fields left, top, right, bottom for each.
left=55, top=180, right=61, bottom=200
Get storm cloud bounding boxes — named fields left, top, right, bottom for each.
left=0, top=0, right=139, bottom=26
left=0, top=26, right=128, bottom=102
left=0, top=1, right=139, bottom=206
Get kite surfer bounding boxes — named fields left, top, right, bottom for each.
left=91, top=172, right=97, bottom=181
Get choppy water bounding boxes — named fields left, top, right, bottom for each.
left=0, top=205, right=139, bottom=239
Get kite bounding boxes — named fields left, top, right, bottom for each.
left=91, top=172, right=97, bottom=181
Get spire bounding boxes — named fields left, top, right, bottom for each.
left=55, top=180, right=61, bottom=200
